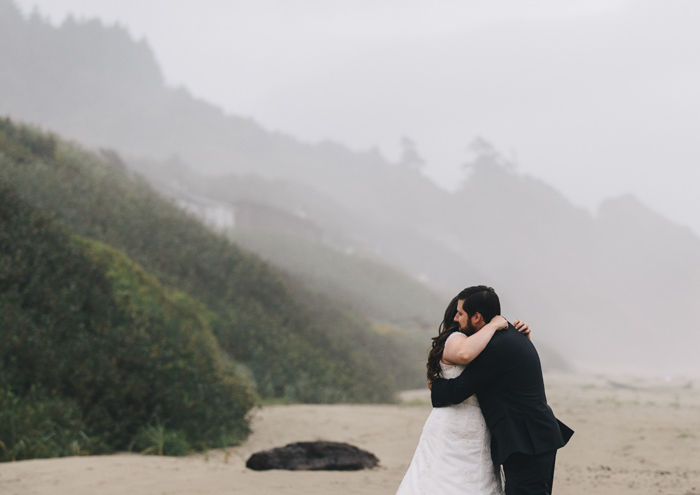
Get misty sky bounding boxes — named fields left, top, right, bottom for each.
left=14, top=0, right=700, bottom=235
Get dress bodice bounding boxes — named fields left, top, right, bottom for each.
left=439, top=361, right=464, bottom=379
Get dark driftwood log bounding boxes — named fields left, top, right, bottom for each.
left=245, top=441, right=379, bottom=471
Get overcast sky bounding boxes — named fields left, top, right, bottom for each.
left=14, top=0, right=700, bottom=235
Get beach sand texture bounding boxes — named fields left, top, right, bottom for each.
left=1, top=373, right=698, bottom=495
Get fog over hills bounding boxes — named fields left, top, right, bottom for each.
left=2, top=1, right=699, bottom=375
left=11, top=0, right=700, bottom=237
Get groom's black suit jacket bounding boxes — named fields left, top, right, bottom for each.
left=431, top=324, right=573, bottom=466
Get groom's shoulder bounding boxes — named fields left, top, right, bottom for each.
left=480, top=325, right=514, bottom=352
left=492, top=324, right=531, bottom=349
left=495, top=324, right=520, bottom=339
left=470, top=326, right=521, bottom=365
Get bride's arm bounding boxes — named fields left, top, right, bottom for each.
left=442, top=316, right=508, bottom=365
left=442, top=317, right=533, bottom=365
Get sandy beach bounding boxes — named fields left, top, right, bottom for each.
left=1, top=373, right=699, bottom=495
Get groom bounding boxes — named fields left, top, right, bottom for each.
left=431, top=286, right=573, bottom=495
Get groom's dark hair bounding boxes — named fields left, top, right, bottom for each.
left=457, top=285, right=500, bottom=323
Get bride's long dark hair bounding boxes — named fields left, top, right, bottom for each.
left=426, top=296, right=461, bottom=383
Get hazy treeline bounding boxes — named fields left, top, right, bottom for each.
left=132, top=155, right=449, bottom=334
left=0, top=118, right=427, bottom=461
left=2, top=1, right=700, bottom=376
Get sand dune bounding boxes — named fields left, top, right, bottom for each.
left=1, top=373, right=699, bottom=494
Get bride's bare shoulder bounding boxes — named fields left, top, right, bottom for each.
left=442, top=332, right=467, bottom=365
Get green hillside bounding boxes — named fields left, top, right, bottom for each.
left=0, top=117, right=428, bottom=459
left=0, top=182, right=254, bottom=460
left=129, top=156, right=449, bottom=333
left=229, top=229, right=445, bottom=333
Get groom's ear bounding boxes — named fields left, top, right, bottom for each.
left=472, top=312, right=484, bottom=324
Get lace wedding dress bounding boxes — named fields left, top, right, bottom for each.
left=396, top=338, right=504, bottom=495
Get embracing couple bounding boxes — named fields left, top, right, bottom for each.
left=396, top=285, right=573, bottom=495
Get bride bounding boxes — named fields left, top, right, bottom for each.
left=396, top=297, right=530, bottom=495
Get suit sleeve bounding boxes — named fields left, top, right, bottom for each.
left=431, top=341, right=502, bottom=407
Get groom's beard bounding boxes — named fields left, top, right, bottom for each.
left=464, top=319, right=478, bottom=336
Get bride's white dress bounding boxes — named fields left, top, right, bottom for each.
left=396, top=344, right=504, bottom=494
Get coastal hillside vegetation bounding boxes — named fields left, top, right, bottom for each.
left=0, top=183, right=254, bottom=460
left=0, top=118, right=428, bottom=461
left=229, top=228, right=445, bottom=333
left=131, top=157, right=453, bottom=334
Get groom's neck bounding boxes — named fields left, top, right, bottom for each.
left=469, top=321, right=487, bottom=336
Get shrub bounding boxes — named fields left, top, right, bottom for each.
left=0, top=181, right=254, bottom=456
left=0, top=387, right=95, bottom=462
left=131, top=422, right=191, bottom=456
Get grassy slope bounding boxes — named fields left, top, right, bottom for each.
left=230, top=228, right=446, bottom=333
left=0, top=183, right=254, bottom=459
left=0, top=118, right=427, bottom=406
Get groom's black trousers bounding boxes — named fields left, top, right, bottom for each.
left=503, top=450, right=557, bottom=495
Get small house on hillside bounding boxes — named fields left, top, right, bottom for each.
left=175, top=192, right=322, bottom=243
left=176, top=192, right=235, bottom=231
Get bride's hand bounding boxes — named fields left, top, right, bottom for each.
left=512, top=319, right=532, bottom=339
left=491, top=315, right=508, bottom=331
